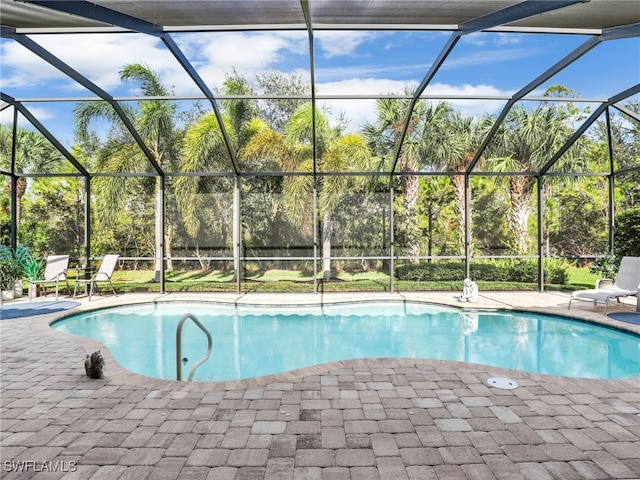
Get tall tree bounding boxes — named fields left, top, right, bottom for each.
left=244, top=103, right=374, bottom=279
left=485, top=102, right=574, bottom=254
left=74, top=63, right=180, bottom=279
left=176, top=71, right=260, bottom=277
left=364, top=94, right=452, bottom=259
left=255, top=70, right=310, bottom=133
left=426, top=111, right=493, bottom=251
left=0, top=125, right=64, bottom=233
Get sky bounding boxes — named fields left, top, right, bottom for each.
left=1, top=28, right=639, bottom=147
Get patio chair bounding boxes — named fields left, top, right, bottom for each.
left=569, top=256, right=640, bottom=315
left=29, top=255, right=70, bottom=300
left=74, top=255, right=119, bottom=301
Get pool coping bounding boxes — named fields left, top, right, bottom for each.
left=24, top=291, right=640, bottom=392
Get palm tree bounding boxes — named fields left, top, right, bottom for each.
left=424, top=111, right=493, bottom=250
left=244, top=103, right=374, bottom=279
left=175, top=72, right=258, bottom=277
left=485, top=103, right=573, bottom=254
left=363, top=94, right=451, bottom=259
left=0, top=125, right=64, bottom=232
left=74, top=63, right=179, bottom=279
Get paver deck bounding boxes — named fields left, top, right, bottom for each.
left=1, top=291, right=639, bottom=479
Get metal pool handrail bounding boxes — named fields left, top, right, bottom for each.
left=176, top=313, right=213, bottom=381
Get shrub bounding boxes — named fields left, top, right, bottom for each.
left=589, top=254, right=619, bottom=280
left=396, top=258, right=569, bottom=285
left=615, top=207, right=640, bottom=257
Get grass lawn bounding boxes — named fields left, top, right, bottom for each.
left=568, top=265, right=599, bottom=288
left=82, top=266, right=601, bottom=294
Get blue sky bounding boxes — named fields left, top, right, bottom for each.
left=1, top=29, right=638, bottom=146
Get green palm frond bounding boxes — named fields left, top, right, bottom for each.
left=283, top=159, right=314, bottom=235
left=0, top=125, right=64, bottom=173
left=242, top=119, right=294, bottom=169
left=222, top=70, right=257, bottom=135
left=174, top=175, right=205, bottom=237
left=181, top=113, right=235, bottom=173
left=286, top=103, right=332, bottom=155
left=73, top=101, right=125, bottom=143
left=119, top=63, right=169, bottom=97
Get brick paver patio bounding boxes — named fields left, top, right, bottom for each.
left=1, top=292, right=639, bottom=479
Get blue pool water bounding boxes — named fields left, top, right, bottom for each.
left=52, top=302, right=640, bottom=381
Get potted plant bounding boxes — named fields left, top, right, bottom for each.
left=20, top=250, right=45, bottom=299
left=0, top=245, right=23, bottom=301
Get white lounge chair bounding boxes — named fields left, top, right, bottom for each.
left=74, top=254, right=119, bottom=301
left=569, top=256, right=640, bottom=315
left=29, top=255, right=70, bottom=300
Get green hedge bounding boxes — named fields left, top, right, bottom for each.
left=396, top=259, right=569, bottom=284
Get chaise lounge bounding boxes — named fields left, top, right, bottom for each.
left=568, top=256, right=640, bottom=315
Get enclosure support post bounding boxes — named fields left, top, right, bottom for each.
left=313, top=181, right=318, bottom=294
left=159, top=175, right=165, bottom=294
left=10, top=108, right=18, bottom=250
left=84, top=176, right=91, bottom=268
left=234, top=176, right=241, bottom=294
left=605, top=108, right=615, bottom=255
left=537, top=175, right=544, bottom=292
left=389, top=185, right=395, bottom=292
left=464, top=173, right=471, bottom=279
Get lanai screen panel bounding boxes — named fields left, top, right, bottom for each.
left=611, top=100, right=640, bottom=172
left=241, top=175, right=314, bottom=262
left=19, top=175, right=87, bottom=258
left=0, top=36, right=89, bottom=100
left=166, top=175, right=235, bottom=267
left=171, top=30, right=311, bottom=96
left=535, top=37, right=640, bottom=101
left=543, top=176, right=610, bottom=258
left=0, top=113, right=69, bottom=174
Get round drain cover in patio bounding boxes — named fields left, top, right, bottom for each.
left=487, top=377, right=518, bottom=389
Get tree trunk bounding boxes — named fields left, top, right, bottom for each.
left=8, top=177, right=27, bottom=234
left=400, top=156, right=420, bottom=262
left=451, top=171, right=466, bottom=252
left=508, top=176, right=536, bottom=254
left=322, top=211, right=332, bottom=280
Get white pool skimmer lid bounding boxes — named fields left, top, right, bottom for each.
left=487, top=377, right=519, bottom=389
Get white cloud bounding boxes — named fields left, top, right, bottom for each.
left=423, top=82, right=515, bottom=116
left=315, top=31, right=379, bottom=58
left=175, top=31, right=308, bottom=89
left=316, top=61, right=430, bottom=83
left=318, top=78, right=411, bottom=131
left=0, top=33, right=201, bottom=96
left=317, top=79, right=513, bottom=132
left=463, top=32, right=524, bottom=47
left=0, top=41, right=72, bottom=91
left=34, top=33, right=200, bottom=95
left=443, top=47, right=539, bottom=70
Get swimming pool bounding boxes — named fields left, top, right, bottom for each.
left=52, top=302, right=640, bottom=381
